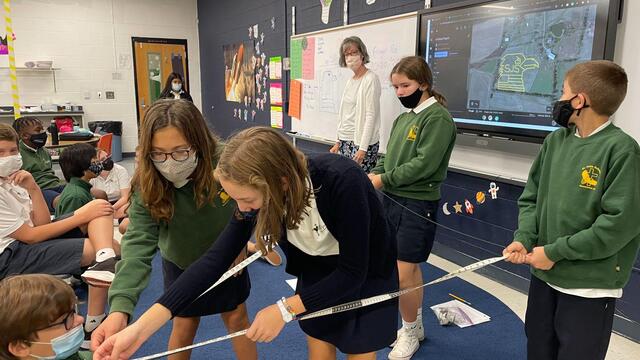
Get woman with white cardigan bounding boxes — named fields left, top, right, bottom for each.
left=329, top=36, right=381, bottom=173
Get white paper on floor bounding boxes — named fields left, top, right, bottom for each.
left=431, top=300, right=491, bottom=328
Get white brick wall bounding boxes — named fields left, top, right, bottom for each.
left=0, top=0, right=201, bottom=153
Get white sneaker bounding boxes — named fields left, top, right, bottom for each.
left=388, top=329, right=420, bottom=360
left=390, top=323, right=425, bottom=347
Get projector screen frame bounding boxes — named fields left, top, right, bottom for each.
left=416, top=0, right=623, bottom=143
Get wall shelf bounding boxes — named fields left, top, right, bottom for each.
left=0, top=67, right=62, bottom=92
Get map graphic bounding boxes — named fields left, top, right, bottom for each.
left=467, top=5, right=597, bottom=114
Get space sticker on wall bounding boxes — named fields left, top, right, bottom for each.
left=320, top=0, right=333, bottom=25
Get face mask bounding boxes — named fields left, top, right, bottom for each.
left=239, top=208, right=259, bottom=220
left=345, top=55, right=362, bottom=70
left=30, top=324, right=84, bottom=360
left=172, top=83, right=182, bottom=92
left=153, top=153, right=198, bottom=188
left=101, top=157, right=114, bottom=171
left=0, top=154, right=23, bottom=177
left=398, top=87, right=424, bottom=109
left=88, top=162, right=104, bottom=176
left=29, top=132, right=48, bottom=149
left=552, top=94, right=589, bottom=128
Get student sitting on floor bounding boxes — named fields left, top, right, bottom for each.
left=0, top=274, right=92, bottom=360
left=90, top=149, right=131, bottom=220
left=13, top=116, right=66, bottom=213
left=14, top=117, right=107, bottom=213
left=0, top=124, right=119, bottom=349
left=504, top=60, right=640, bottom=360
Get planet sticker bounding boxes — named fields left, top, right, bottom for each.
left=476, top=191, right=486, bottom=204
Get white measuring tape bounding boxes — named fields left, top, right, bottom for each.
left=131, top=255, right=506, bottom=360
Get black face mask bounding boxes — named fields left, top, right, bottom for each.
left=88, top=162, right=104, bottom=175
left=398, top=87, right=423, bottom=109
left=239, top=208, right=259, bottom=220
left=552, top=95, right=589, bottom=128
left=29, top=132, right=48, bottom=149
left=102, top=157, right=114, bottom=171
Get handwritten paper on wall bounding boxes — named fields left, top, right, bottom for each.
left=290, top=38, right=303, bottom=80
left=269, top=56, right=282, bottom=80
left=288, top=79, right=302, bottom=119
left=270, top=106, right=283, bottom=129
left=269, top=83, right=283, bottom=106
left=302, top=37, right=315, bottom=80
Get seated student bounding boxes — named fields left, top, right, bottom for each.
left=0, top=124, right=119, bottom=347
left=504, top=60, right=640, bottom=360
left=13, top=116, right=66, bottom=212
left=55, top=144, right=108, bottom=223
left=90, top=149, right=131, bottom=220
left=0, top=274, right=92, bottom=360
left=159, top=72, right=193, bottom=102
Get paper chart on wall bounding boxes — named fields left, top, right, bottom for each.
left=289, top=13, right=417, bottom=152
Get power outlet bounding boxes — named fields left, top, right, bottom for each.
left=105, top=91, right=115, bottom=100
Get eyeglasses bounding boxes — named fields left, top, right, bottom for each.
left=149, top=147, right=192, bottom=163
left=35, top=304, right=78, bottom=331
left=343, top=50, right=360, bottom=57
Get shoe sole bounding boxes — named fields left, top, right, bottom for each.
left=81, top=271, right=114, bottom=287
left=389, top=332, right=425, bottom=348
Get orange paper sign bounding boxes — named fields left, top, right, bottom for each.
left=288, top=79, right=302, bottom=119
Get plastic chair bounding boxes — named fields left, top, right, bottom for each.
left=97, top=133, right=113, bottom=156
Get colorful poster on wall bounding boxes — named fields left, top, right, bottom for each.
left=270, top=83, right=283, bottom=106
left=288, top=79, right=302, bottom=119
left=0, top=34, right=8, bottom=55
left=302, top=37, right=315, bottom=80
left=223, top=41, right=256, bottom=104
left=270, top=106, right=283, bottom=129
left=290, top=38, right=303, bottom=80
left=269, top=56, right=282, bottom=80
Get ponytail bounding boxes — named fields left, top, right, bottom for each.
left=429, top=88, right=447, bottom=107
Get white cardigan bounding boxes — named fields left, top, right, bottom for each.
left=336, top=70, right=381, bottom=151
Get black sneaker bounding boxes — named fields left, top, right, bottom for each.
left=81, top=257, right=117, bottom=287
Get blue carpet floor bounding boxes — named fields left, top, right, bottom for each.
left=79, top=254, right=526, bottom=359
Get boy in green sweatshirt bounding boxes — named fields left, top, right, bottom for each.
left=504, top=60, right=640, bottom=360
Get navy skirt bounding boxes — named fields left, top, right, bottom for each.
left=162, top=258, right=250, bottom=318
left=297, top=265, right=399, bottom=354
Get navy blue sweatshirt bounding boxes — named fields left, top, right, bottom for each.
left=157, top=153, right=397, bottom=314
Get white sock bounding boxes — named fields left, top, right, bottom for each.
left=402, top=319, right=418, bottom=331
left=85, top=314, right=106, bottom=332
left=95, top=248, right=116, bottom=262
left=417, top=307, right=423, bottom=319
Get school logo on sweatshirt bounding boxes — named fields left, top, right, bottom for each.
left=579, top=165, right=600, bottom=190
left=407, top=125, right=419, bottom=141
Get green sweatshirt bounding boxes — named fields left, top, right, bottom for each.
left=55, top=177, right=92, bottom=217
left=515, top=123, right=640, bottom=289
left=372, top=101, right=456, bottom=200
left=19, top=141, right=64, bottom=190
left=108, top=182, right=236, bottom=315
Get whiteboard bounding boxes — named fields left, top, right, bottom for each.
left=290, top=13, right=418, bottom=153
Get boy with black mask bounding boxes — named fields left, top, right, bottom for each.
left=13, top=117, right=66, bottom=213
left=504, top=60, right=640, bottom=360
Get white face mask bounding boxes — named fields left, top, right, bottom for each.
left=0, top=154, right=23, bottom=177
left=172, top=83, right=182, bottom=92
left=345, top=55, right=362, bottom=70
left=153, top=153, right=198, bottom=188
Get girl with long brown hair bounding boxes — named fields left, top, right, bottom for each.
left=91, top=99, right=256, bottom=360
left=370, top=56, right=456, bottom=360
left=95, top=127, right=399, bottom=360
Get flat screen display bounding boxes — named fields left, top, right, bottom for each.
left=418, top=0, right=620, bottom=142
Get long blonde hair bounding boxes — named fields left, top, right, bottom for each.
left=215, top=127, right=311, bottom=251
left=131, top=99, right=219, bottom=222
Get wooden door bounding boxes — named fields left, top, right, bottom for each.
left=132, top=38, right=188, bottom=126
